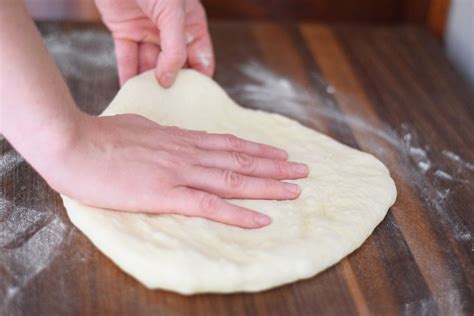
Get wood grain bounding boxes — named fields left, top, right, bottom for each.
left=24, top=0, right=451, bottom=40
left=426, top=0, right=451, bottom=39
left=1, top=21, right=473, bottom=315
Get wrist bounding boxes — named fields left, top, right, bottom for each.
left=7, top=108, right=89, bottom=186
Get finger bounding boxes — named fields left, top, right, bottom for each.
left=192, top=133, right=288, bottom=160
left=185, top=5, right=215, bottom=76
left=187, top=34, right=215, bottom=77
left=168, top=186, right=272, bottom=228
left=185, top=166, right=300, bottom=200
left=114, top=39, right=138, bottom=86
left=138, top=42, right=160, bottom=73
left=155, top=4, right=187, bottom=88
left=196, top=151, right=309, bottom=179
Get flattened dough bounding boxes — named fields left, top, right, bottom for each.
left=62, top=70, right=397, bottom=294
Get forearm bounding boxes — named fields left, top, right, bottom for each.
left=0, top=1, right=84, bottom=170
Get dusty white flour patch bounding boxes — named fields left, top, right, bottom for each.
left=403, top=297, right=438, bottom=315
left=229, top=61, right=473, bottom=191
left=228, top=62, right=473, bottom=311
left=227, top=61, right=313, bottom=122
left=185, top=33, right=194, bottom=44
left=0, top=151, right=24, bottom=177
left=434, top=169, right=453, bottom=180
left=442, top=150, right=474, bottom=172
left=228, top=61, right=404, bottom=153
left=1, top=28, right=116, bottom=311
left=43, top=29, right=116, bottom=80
left=326, top=85, right=336, bottom=94
left=0, top=53, right=471, bottom=310
left=0, top=197, right=67, bottom=310
left=196, top=50, right=211, bottom=69
left=4, top=287, right=18, bottom=302
left=418, top=161, right=431, bottom=173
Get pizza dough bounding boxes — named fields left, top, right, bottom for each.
left=62, top=69, right=397, bottom=294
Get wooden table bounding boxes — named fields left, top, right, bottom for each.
left=1, top=22, right=473, bottom=315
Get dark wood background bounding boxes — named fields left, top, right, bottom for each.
left=25, top=0, right=450, bottom=38
left=1, top=20, right=473, bottom=315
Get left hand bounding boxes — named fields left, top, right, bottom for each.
left=95, top=0, right=214, bottom=87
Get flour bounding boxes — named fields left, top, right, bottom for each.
left=227, top=61, right=313, bottom=122
left=0, top=150, right=24, bottom=177
left=43, top=28, right=116, bottom=81
left=228, top=62, right=407, bottom=153
left=403, top=297, right=438, bottom=315
left=418, top=161, right=431, bottom=173
left=442, top=150, right=474, bottom=172
left=0, top=196, right=67, bottom=309
left=185, top=33, right=194, bottom=45
left=0, top=28, right=115, bottom=311
left=196, top=50, right=211, bottom=69
left=326, top=85, right=336, bottom=94
left=434, top=169, right=454, bottom=180
left=229, top=62, right=474, bottom=307
left=0, top=193, right=68, bottom=311
left=228, top=62, right=473, bottom=200
left=0, top=39, right=471, bottom=310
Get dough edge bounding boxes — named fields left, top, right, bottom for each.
left=62, top=69, right=397, bottom=294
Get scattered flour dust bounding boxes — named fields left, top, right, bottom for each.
left=0, top=150, right=24, bottom=177
left=0, top=34, right=473, bottom=311
left=227, top=60, right=473, bottom=223
left=0, top=152, right=67, bottom=311
left=196, top=50, right=212, bottom=69
left=226, top=61, right=474, bottom=204
left=227, top=60, right=473, bottom=313
left=442, top=150, right=474, bottom=171
left=0, top=27, right=115, bottom=312
left=0, top=197, right=67, bottom=311
left=227, top=61, right=313, bottom=121
left=43, top=28, right=116, bottom=80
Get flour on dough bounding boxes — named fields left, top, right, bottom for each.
left=62, top=70, right=397, bottom=294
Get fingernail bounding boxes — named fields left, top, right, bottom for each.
left=255, top=214, right=272, bottom=226
left=160, top=72, right=174, bottom=88
left=285, top=183, right=300, bottom=195
left=295, top=163, right=309, bottom=176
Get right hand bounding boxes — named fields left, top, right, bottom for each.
left=96, top=0, right=215, bottom=87
left=45, top=114, right=309, bottom=229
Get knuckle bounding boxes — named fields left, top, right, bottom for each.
left=275, top=161, right=287, bottom=177
left=223, top=170, right=244, bottom=189
left=162, top=151, right=186, bottom=169
left=165, top=126, right=187, bottom=137
left=170, top=141, right=187, bottom=152
left=191, top=131, right=207, bottom=142
left=183, top=145, right=199, bottom=158
left=233, top=152, right=254, bottom=171
left=199, top=194, right=219, bottom=213
left=267, top=179, right=284, bottom=193
left=151, top=0, right=183, bottom=23
left=166, top=139, right=197, bottom=156
left=224, top=134, right=243, bottom=151
left=165, top=50, right=187, bottom=67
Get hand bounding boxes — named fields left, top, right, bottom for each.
left=95, top=0, right=214, bottom=87
left=46, top=114, right=309, bottom=229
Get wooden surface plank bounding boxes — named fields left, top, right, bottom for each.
left=1, top=21, right=473, bottom=315
left=25, top=0, right=451, bottom=40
